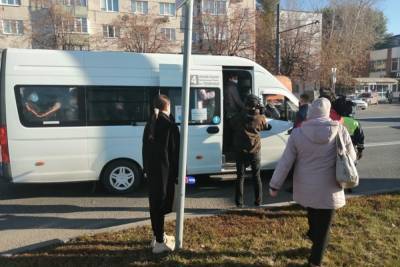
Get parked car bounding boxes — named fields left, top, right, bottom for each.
left=348, top=96, right=368, bottom=110
left=358, top=92, right=379, bottom=105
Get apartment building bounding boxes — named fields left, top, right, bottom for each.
left=368, top=35, right=400, bottom=96
left=0, top=0, right=255, bottom=58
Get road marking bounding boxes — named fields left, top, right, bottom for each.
left=363, top=125, right=400, bottom=129
left=357, top=116, right=400, bottom=119
left=365, top=141, right=400, bottom=148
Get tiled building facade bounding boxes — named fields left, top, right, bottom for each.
left=0, top=0, right=255, bottom=58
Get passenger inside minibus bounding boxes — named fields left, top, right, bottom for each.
left=222, top=70, right=253, bottom=161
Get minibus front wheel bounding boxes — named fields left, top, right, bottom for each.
left=101, top=159, right=142, bottom=194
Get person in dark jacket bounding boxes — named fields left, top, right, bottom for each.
left=223, top=74, right=246, bottom=154
left=319, top=88, right=343, bottom=123
left=231, top=94, right=271, bottom=207
left=142, top=94, right=180, bottom=254
left=334, top=97, right=365, bottom=159
left=224, top=74, right=245, bottom=119
left=294, top=93, right=311, bottom=128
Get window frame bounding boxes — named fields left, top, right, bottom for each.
left=14, top=85, right=86, bottom=128
left=86, top=86, right=154, bottom=126
left=263, top=94, right=298, bottom=122
left=159, top=2, right=176, bottom=16
left=2, top=20, right=24, bottom=35
left=161, top=28, right=176, bottom=41
left=0, top=0, right=21, bottom=6
left=63, top=17, right=88, bottom=34
left=132, top=0, right=148, bottom=14
left=103, top=24, right=119, bottom=38
left=101, top=0, right=119, bottom=12
left=14, top=85, right=222, bottom=128
left=159, top=87, right=221, bottom=125
left=202, top=0, right=226, bottom=15
left=391, top=58, right=399, bottom=72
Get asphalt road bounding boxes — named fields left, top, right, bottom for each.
left=0, top=103, right=399, bottom=254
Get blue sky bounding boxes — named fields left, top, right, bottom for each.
left=280, top=0, right=399, bottom=35
left=378, top=0, right=400, bottom=35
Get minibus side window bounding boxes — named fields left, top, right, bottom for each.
left=15, top=86, right=84, bottom=127
left=159, top=87, right=221, bottom=125
left=262, top=94, right=298, bottom=122
left=190, top=88, right=221, bottom=125
left=86, top=86, right=151, bottom=126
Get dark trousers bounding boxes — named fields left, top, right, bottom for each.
left=235, top=152, right=262, bottom=205
left=307, top=208, right=335, bottom=266
left=149, top=194, right=165, bottom=243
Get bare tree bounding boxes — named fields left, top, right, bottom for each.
left=320, top=0, right=388, bottom=89
left=29, top=0, right=89, bottom=50
left=256, top=2, right=321, bottom=92
left=113, top=14, right=169, bottom=53
left=194, top=7, right=256, bottom=58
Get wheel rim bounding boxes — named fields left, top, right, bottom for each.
left=109, top=166, right=135, bottom=191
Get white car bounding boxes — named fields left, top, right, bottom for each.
left=350, top=97, right=368, bottom=110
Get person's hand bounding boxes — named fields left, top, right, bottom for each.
left=269, top=188, right=278, bottom=197
left=357, top=151, right=363, bottom=160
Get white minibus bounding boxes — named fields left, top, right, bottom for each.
left=0, top=49, right=298, bottom=194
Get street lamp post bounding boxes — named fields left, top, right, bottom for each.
left=275, top=3, right=280, bottom=74
left=275, top=3, right=319, bottom=75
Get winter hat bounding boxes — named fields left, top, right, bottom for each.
left=245, top=94, right=260, bottom=109
left=307, top=97, right=331, bottom=119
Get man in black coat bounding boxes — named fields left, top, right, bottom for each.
left=142, top=94, right=180, bottom=254
left=223, top=74, right=245, bottom=154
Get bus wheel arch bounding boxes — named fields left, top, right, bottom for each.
left=99, top=158, right=143, bottom=194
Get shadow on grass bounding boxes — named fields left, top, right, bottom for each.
left=225, top=204, right=306, bottom=219
left=0, top=248, right=272, bottom=267
left=276, top=247, right=310, bottom=260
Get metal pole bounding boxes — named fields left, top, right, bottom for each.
left=175, top=0, right=193, bottom=250
left=275, top=2, right=280, bottom=75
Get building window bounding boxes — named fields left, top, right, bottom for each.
left=2, top=20, right=24, bottom=35
left=203, top=24, right=226, bottom=40
left=75, top=0, right=87, bottom=6
left=161, top=28, right=176, bottom=41
left=0, top=0, right=20, bottom=5
left=62, top=0, right=73, bottom=6
left=101, top=0, right=119, bottom=11
left=203, top=0, right=226, bottom=15
left=64, top=18, right=88, bottom=33
left=159, top=2, right=176, bottom=16
left=132, top=0, right=148, bottom=14
left=370, top=59, right=386, bottom=72
left=392, top=58, right=399, bottom=72
left=103, top=25, right=119, bottom=38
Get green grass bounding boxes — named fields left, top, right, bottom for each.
left=1, top=193, right=400, bottom=267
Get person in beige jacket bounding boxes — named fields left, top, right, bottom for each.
left=269, top=97, right=356, bottom=267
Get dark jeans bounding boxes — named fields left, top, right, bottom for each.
left=307, top=208, right=335, bottom=266
left=149, top=194, right=165, bottom=243
left=235, top=151, right=262, bottom=205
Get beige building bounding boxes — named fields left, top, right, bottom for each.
left=0, top=0, right=255, bottom=58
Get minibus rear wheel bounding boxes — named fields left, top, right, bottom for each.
left=101, top=159, right=142, bottom=194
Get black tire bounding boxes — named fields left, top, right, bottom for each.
left=101, top=159, right=142, bottom=194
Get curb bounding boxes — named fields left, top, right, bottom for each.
left=2, top=187, right=400, bottom=256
